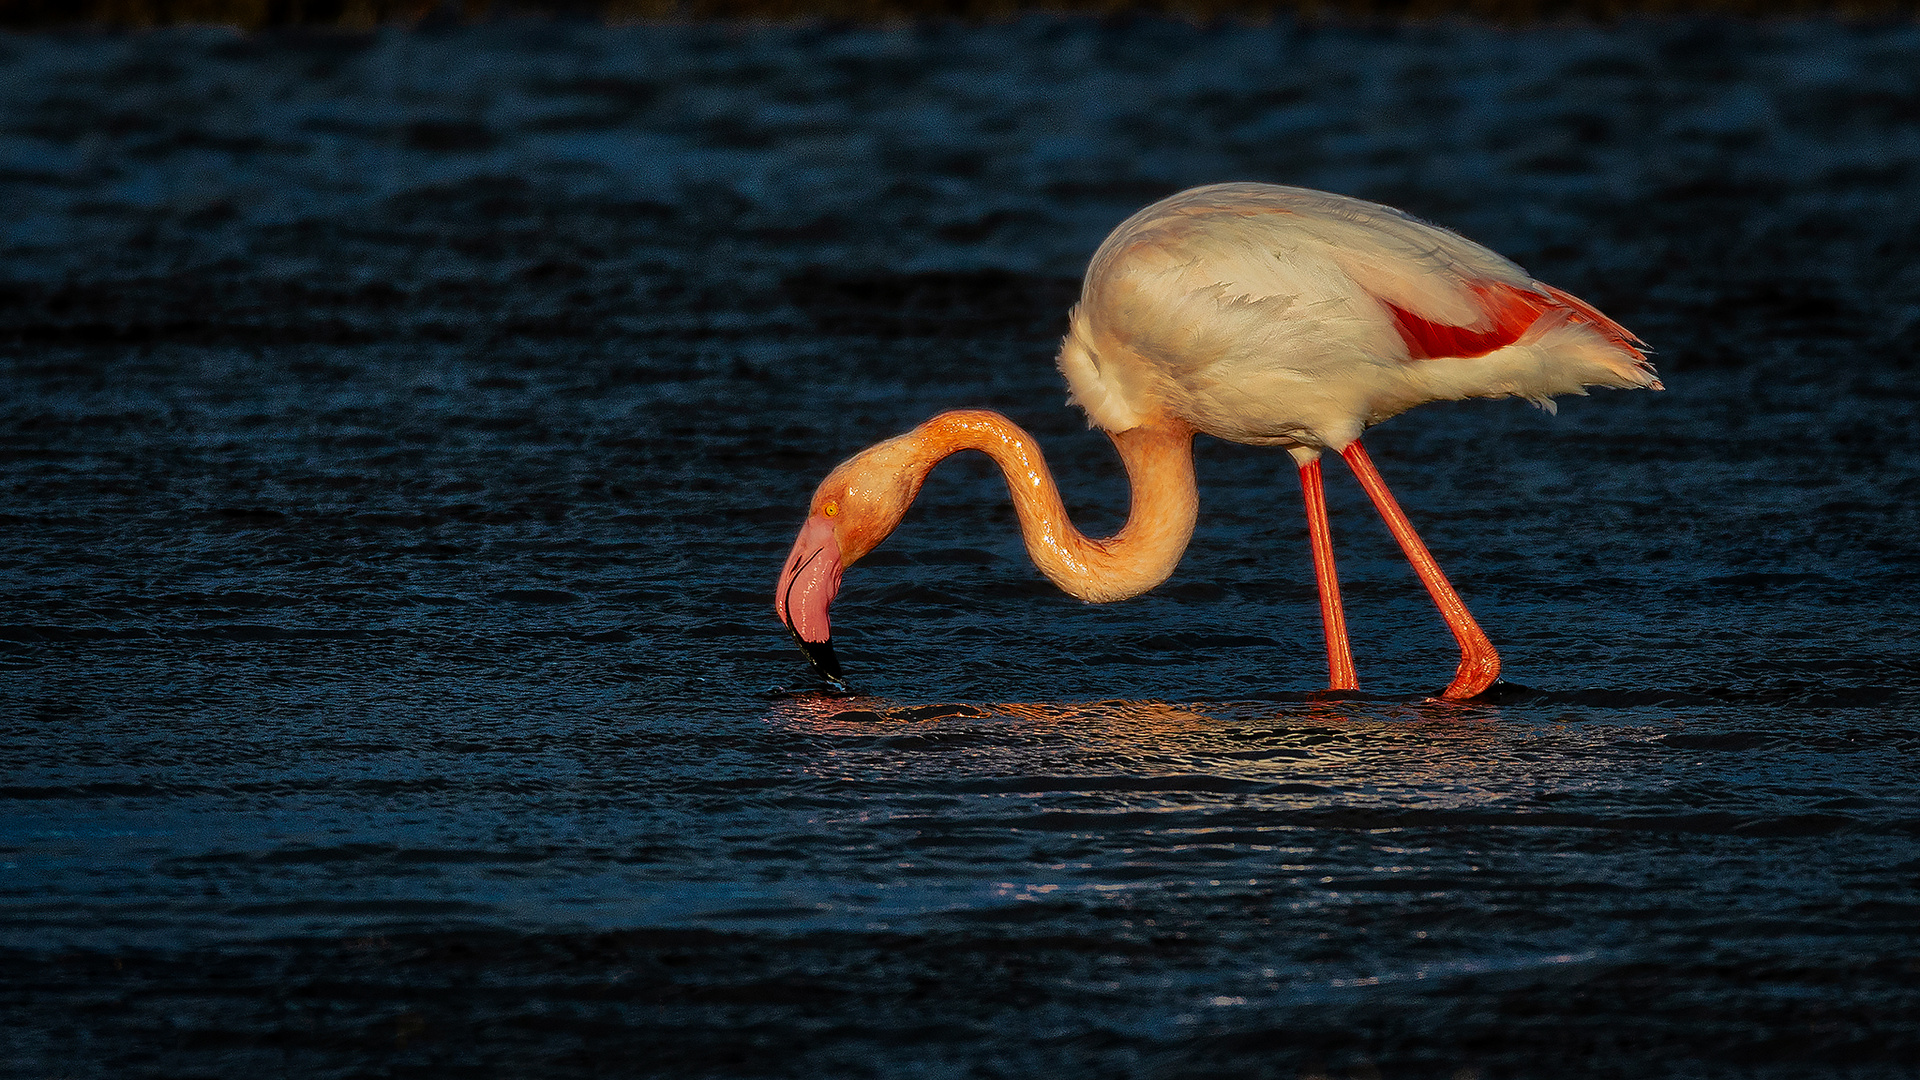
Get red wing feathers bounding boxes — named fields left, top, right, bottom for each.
left=1385, top=280, right=1646, bottom=363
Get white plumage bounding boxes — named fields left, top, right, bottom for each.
left=1056, top=183, right=1658, bottom=455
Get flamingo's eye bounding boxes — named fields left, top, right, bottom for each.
left=822, top=500, right=839, bottom=518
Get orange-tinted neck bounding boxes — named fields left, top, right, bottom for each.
left=909, top=410, right=1198, bottom=603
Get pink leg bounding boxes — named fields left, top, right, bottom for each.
left=1339, top=441, right=1501, bottom=700
left=1298, top=458, right=1359, bottom=692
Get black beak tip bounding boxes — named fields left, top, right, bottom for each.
left=789, top=630, right=847, bottom=690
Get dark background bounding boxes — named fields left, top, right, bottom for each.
left=3, top=9, right=1918, bottom=1078
left=6, top=0, right=1920, bottom=28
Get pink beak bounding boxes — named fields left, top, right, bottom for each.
left=774, top=513, right=845, bottom=686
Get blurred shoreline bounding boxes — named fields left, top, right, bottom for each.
left=2, top=0, right=1916, bottom=29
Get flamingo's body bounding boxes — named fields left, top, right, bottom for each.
left=776, top=183, right=1659, bottom=699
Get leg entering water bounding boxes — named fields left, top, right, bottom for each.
left=1338, top=441, right=1501, bottom=700
left=1297, top=459, right=1358, bottom=692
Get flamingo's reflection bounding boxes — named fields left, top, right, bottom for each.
left=765, top=692, right=1530, bottom=809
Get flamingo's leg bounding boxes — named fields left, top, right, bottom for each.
left=1298, top=459, right=1359, bottom=692
left=1339, top=441, right=1501, bottom=700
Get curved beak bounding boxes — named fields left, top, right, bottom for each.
left=774, top=513, right=847, bottom=688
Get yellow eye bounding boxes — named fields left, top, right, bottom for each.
left=822, top=500, right=839, bottom=518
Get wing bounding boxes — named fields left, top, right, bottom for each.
left=1058, top=183, right=1657, bottom=444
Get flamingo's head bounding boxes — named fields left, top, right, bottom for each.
left=774, top=433, right=930, bottom=688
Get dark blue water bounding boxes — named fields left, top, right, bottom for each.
left=3, top=15, right=1918, bottom=1077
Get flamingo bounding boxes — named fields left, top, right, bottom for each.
left=774, top=183, right=1659, bottom=700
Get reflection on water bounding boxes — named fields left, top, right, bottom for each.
left=767, top=692, right=1663, bottom=818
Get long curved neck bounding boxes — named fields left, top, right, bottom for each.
left=909, top=409, right=1198, bottom=603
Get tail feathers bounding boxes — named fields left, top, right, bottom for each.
left=1540, top=283, right=1652, bottom=364
left=1520, top=317, right=1663, bottom=409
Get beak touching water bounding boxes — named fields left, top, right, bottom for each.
left=774, top=513, right=847, bottom=688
